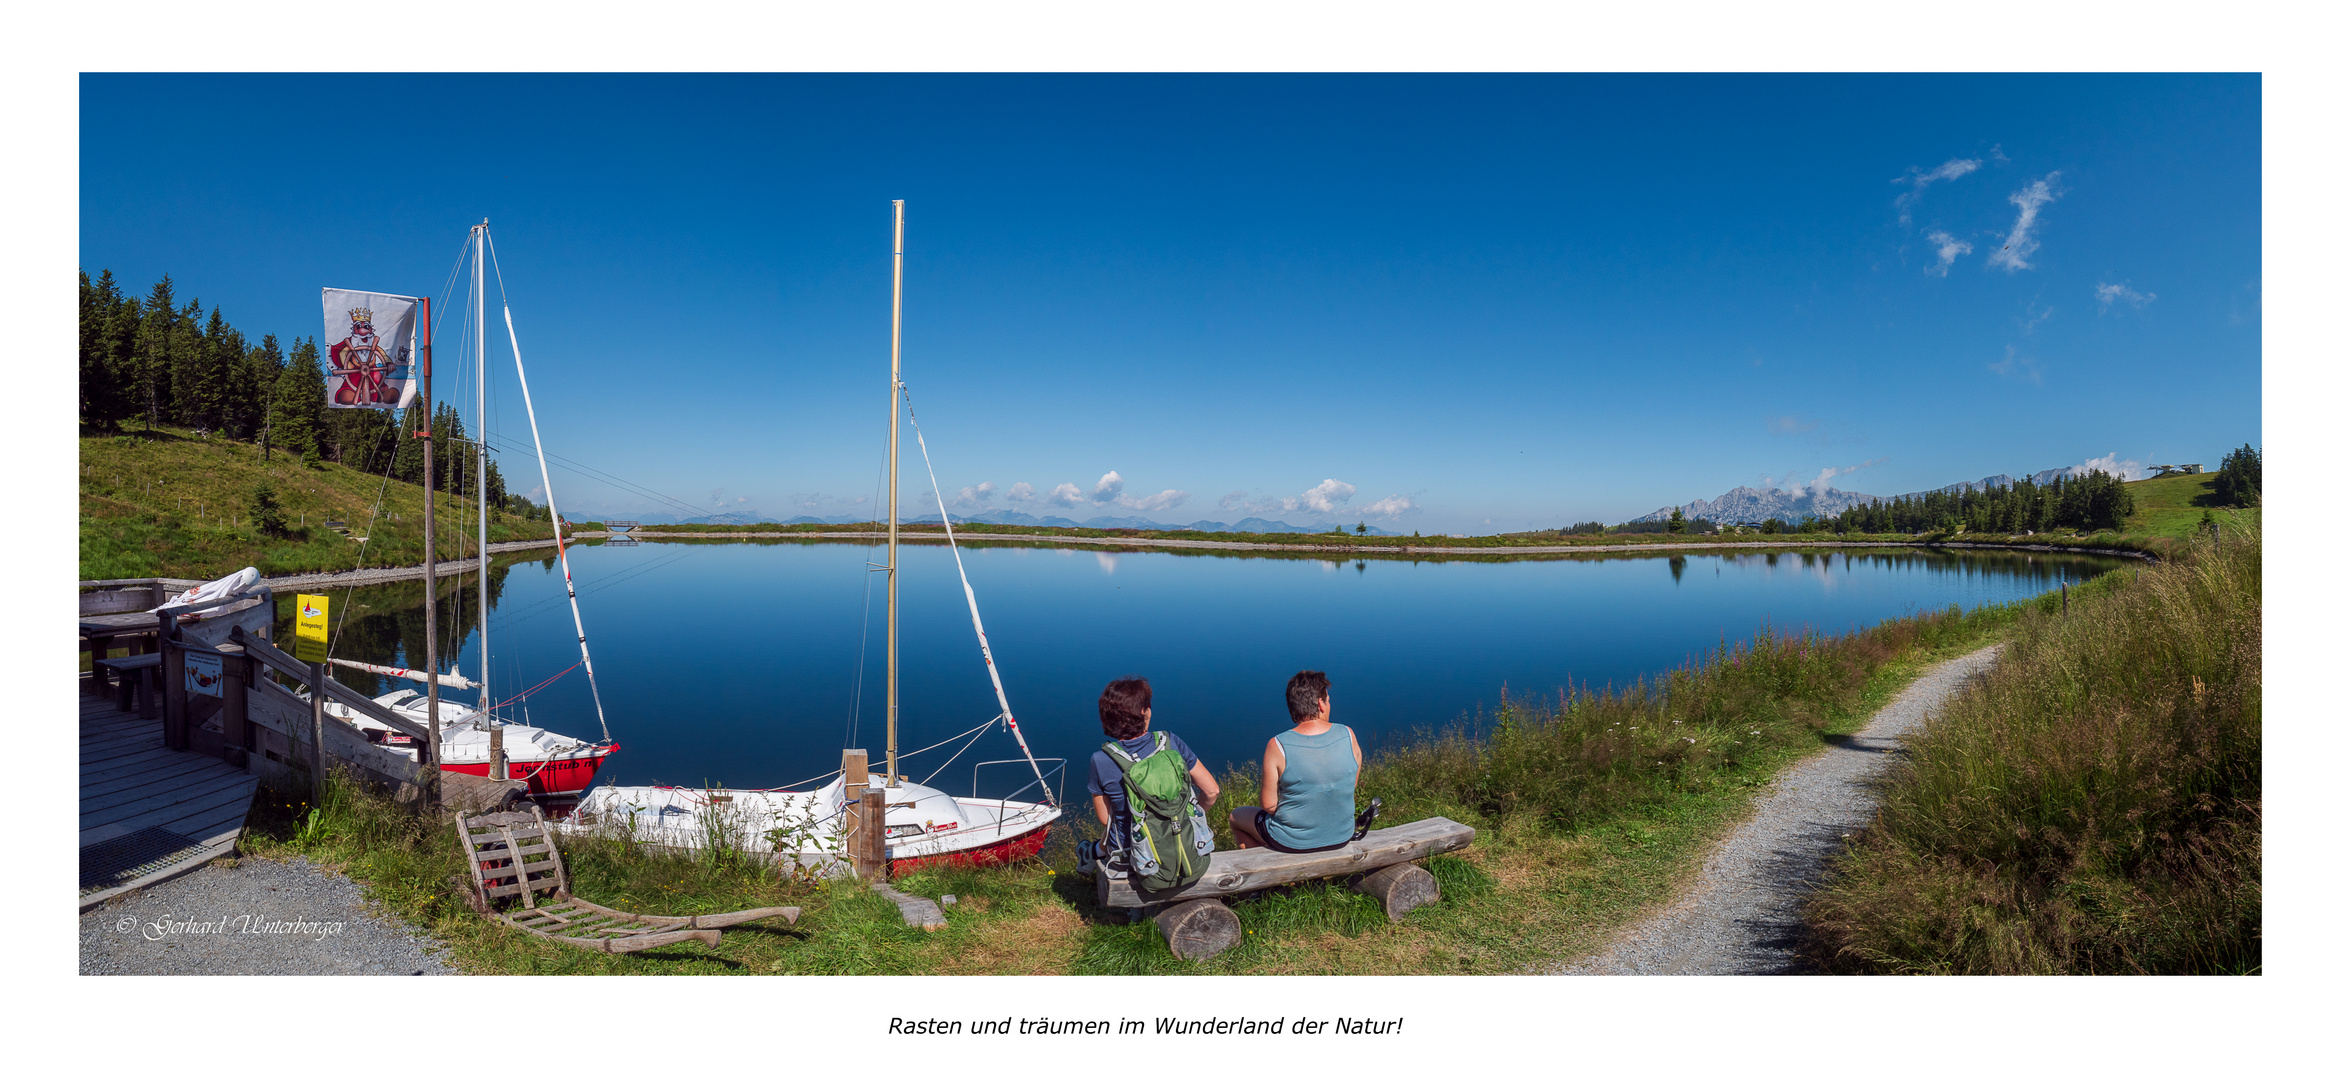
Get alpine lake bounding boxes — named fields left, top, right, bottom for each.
left=276, top=536, right=2128, bottom=799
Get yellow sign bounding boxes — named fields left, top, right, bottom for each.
left=294, top=593, right=329, bottom=663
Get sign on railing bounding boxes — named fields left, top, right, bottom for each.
left=295, top=594, right=329, bottom=663
left=185, top=651, right=223, bottom=697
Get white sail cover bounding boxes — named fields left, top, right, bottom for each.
left=153, top=567, right=260, bottom=616
left=320, top=288, right=420, bottom=410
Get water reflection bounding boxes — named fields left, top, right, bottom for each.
left=304, top=539, right=2125, bottom=793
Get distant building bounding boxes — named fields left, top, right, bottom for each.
left=2148, top=463, right=2205, bottom=478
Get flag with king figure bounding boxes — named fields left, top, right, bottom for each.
left=320, top=288, right=420, bottom=410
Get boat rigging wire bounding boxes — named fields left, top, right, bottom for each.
left=900, top=387, right=1056, bottom=807
left=487, top=231, right=613, bottom=744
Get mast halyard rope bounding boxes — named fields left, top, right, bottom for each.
left=901, top=390, right=1056, bottom=806
left=488, top=234, right=612, bottom=744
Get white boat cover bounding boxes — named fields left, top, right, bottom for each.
left=154, top=567, right=261, bottom=617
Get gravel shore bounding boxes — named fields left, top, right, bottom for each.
left=80, top=854, right=460, bottom=976
left=1551, top=644, right=2002, bottom=975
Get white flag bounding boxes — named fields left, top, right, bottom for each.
left=321, top=288, right=420, bottom=410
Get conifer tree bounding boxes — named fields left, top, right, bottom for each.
left=135, top=275, right=178, bottom=433
left=272, top=336, right=327, bottom=460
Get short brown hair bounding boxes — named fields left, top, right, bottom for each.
left=1285, top=670, right=1330, bottom=724
left=1098, top=677, right=1152, bottom=740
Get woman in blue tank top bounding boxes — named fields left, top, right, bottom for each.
left=1231, top=670, right=1362, bottom=853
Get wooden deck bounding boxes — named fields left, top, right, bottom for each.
left=80, top=676, right=259, bottom=911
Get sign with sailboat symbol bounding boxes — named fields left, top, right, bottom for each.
left=295, top=593, right=329, bottom=663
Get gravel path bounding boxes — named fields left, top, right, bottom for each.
left=1551, top=644, right=2002, bottom=976
left=80, top=855, right=460, bottom=975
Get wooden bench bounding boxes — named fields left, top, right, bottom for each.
left=1094, top=816, right=1475, bottom=961
left=93, top=652, right=163, bottom=719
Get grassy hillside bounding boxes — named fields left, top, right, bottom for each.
left=2121, top=470, right=2255, bottom=539
left=79, top=425, right=555, bottom=581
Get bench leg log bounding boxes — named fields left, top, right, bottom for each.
left=1158, top=898, right=1242, bottom=961
left=1352, top=862, right=1439, bottom=919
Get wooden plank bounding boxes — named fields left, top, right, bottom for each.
left=80, top=718, right=155, bottom=742
left=82, top=755, right=227, bottom=799
left=78, top=747, right=189, bottom=786
left=1094, top=816, right=1476, bottom=908
left=80, top=731, right=165, bottom=758
left=80, top=770, right=256, bottom=836
left=80, top=776, right=257, bottom=847
left=80, top=739, right=173, bottom=769
left=233, top=628, right=430, bottom=741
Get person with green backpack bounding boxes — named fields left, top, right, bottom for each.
left=1079, top=677, right=1221, bottom=891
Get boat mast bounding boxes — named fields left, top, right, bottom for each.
left=886, top=199, right=904, bottom=788
left=473, top=220, right=495, bottom=773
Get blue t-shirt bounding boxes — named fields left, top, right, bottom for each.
left=1086, top=730, right=1200, bottom=850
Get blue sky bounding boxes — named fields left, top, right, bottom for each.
left=79, top=74, right=2261, bottom=533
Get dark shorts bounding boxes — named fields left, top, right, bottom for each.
left=1236, top=806, right=1346, bottom=854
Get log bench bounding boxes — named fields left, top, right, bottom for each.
left=1094, top=816, right=1475, bottom=961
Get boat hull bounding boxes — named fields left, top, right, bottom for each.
left=890, top=824, right=1050, bottom=875
left=440, top=748, right=612, bottom=798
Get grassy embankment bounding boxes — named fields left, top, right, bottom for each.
left=1801, top=522, right=2260, bottom=974
left=78, top=425, right=554, bottom=581
left=246, top=574, right=2119, bottom=975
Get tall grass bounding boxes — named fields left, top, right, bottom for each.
left=1335, top=604, right=2020, bottom=837
left=1801, top=527, right=2260, bottom=974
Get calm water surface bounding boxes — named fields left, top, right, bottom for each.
left=290, top=539, right=2123, bottom=794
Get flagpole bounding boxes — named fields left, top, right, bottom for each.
left=418, top=295, right=440, bottom=808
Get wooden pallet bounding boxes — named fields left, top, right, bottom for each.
left=456, top=808, right=801, bottom=955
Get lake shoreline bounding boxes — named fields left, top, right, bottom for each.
left=629, top=530, right=2157, bottom=560
left=252, top=531, right=2147, bottom=589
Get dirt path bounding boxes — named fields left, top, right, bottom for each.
left=1550, top=644, right=2002, bottom=975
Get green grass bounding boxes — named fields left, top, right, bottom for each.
left=2122, top=469, right=2258, bottom=539
left=1801, top=522, right=2260, bottom=974
left=79, top=425, right=553, bottom=581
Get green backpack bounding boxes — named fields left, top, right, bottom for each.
left=1102, top=733, right=1214, bottom=892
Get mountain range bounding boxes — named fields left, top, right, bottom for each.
left=1628, top=463, right=2144, bottom=526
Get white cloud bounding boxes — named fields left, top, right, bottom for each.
left=1894, top=157, right=1982, bottom=224
left=1767, top=415, right=1819, bottom=435
left=2077, top=451, right=2145, bottom=481
left=949, top=481, right=996, bottom=512
left=1988, top=345, right=2042, bottom=385
left=1360, top=495, right=1417, bottom=518
left=1218, top=491, right=1249, bottom=510
left=1810, top=458, right=1888, bottom=494
left=2095, top=282, right=2157, bottom=312
left=1087, top=471, right=1125, bottom=504
left=1005, top=482, right=1037, bottom=503
left=1924, top=230, right=1973, bottom=277
left=1117, top=488, right=1189, bottom=513
left=1297, top=478, right=1358, bottom=515
left=1047, top=482, right=1085, bottom=507
left=1988, top=173, right=2061, bottom=272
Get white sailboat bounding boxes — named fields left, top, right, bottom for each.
left=323, top=220, right=616, bottom=798
left=571, top=201, right=1063, bottom=875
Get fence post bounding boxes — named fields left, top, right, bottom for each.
left=161, top=613, right=187, bottom=750
left=221, top=647, right=249, bottom=768
left=309, top=660, right=328, bottom=810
